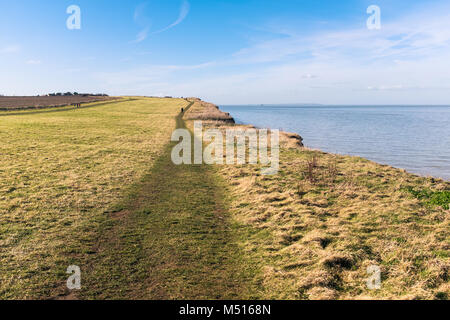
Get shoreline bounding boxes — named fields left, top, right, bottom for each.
left=216, top=103, right=449, bottom=182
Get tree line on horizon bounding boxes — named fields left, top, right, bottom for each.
left=47, top=92, right=109, bottom=97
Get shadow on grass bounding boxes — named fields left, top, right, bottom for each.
left=76, top=102, right=256, bottom=299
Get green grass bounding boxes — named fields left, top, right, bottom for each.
left=0, top=97, right=258, bottom=300
left=0, top=97, right=185, bottom=299
left=73, top=105, right=257, bottom=299
left=404, top=187, right=450, bottom=210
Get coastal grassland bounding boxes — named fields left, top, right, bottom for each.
left=185, top=101, right=449, bottom=300
left=184, top=99, right=235, bottom=122
left=1, top=95, right=448, bottom=300
left=0, top=98, right=185, bottom=299
left=217, top=142, right=449, bottom=300
left=77, top=117, right=256, bottom=299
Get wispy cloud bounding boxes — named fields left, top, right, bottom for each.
left=26, top=60, right=42, bottom=65
left=229, top=28, right=448, bottom=67
left=365, top=84, right=450, bottom=91
left=104, top=2, right=450, bottom=104
left=132, top=1, right=190, bottom=43
left=228, top=8, right=450, bottom=67
left=132, top=2, right=151, bottom=43
left=133, top=27, right=150, bottom=43
left=0, top=45, right=20, bottom=54
left=93, top=61, right=214, bottom=86
left=136, top=51, right=152, bottom=56
left=302, top=74, right=318, bottom=79
left=152, top=0, right=190, bottom=34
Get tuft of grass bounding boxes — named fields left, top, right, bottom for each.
left=304, top=155, right=319, bottom=183
left=327, top=156, right=339, bottom=183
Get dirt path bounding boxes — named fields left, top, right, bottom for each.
left=76, top=102, right=254, bottom=299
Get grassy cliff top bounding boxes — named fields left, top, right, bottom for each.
left=185, top=98, right=450, bottom=300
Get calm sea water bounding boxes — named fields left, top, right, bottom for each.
left=220, top=105, right=450, bottom=181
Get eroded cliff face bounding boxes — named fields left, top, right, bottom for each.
left=184, top=98, right=304, bottom=149
left=280, top=131, right=304, bottom=148
left=184, top=98, right=235, bottom=123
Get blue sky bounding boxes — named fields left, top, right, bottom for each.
left=1, top=0, right=450, bottom=104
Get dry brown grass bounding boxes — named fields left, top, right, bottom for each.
left=221, top=149, right=449, bottom=300
left=184, top=99, right=235, bottom=123
left=0, top=97, right=185, bottom=299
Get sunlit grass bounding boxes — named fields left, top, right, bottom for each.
left=0, top=98, right=185, bottom=299
left=189, top=105, right=450, bottom=300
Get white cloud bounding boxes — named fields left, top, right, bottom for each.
left=26, top=60, right=42, bottom=65
left=366, top=84, right=450, bottom=91
left=92, top=61, right=214, bottom=87
left=228, top=10, right=450, bottom=67
left=132, top=0, right=190, bottom=43
left=133, top=27, right=150, bottom=43
left=152, top=0, right=190, bottom=34
left=132, top=2, right=151, bottom=43
left=0, top=45, right=20, bottom=54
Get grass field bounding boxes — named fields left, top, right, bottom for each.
left=0, top=97, right=448, bottom=300
left=0, top=95, right=115, bottom=111
left=75, top=107, right=256, bottom=299
left=216, top=149, right=449, bottom=299
left=0, top=98, right=185, bottom=298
